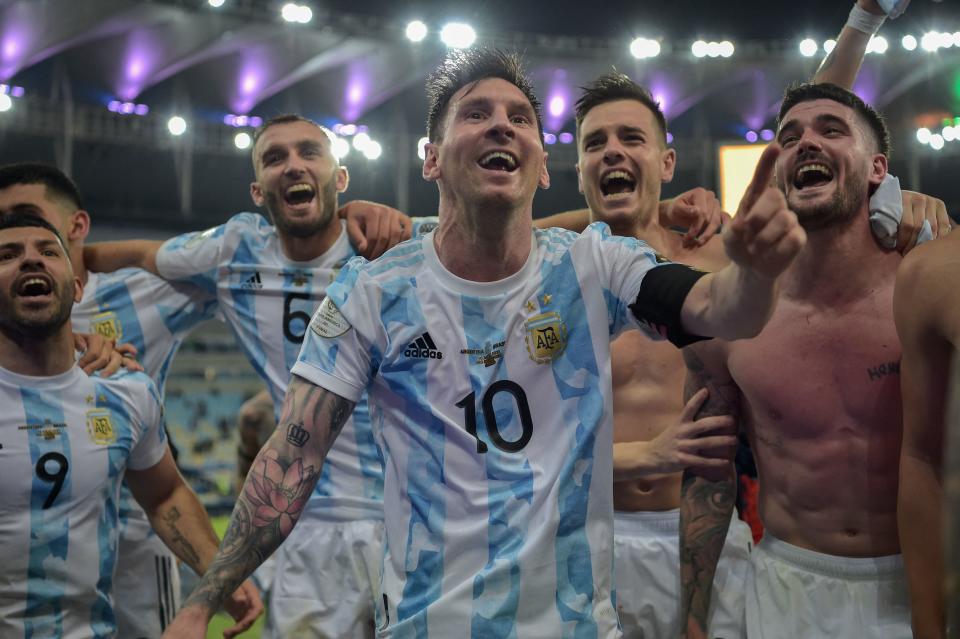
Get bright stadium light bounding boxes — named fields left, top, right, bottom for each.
left=331, top=136, right=350, bottom=160
left=0, top=94, right=11, bottom=112
left=234, top=132, right=252, bottom=149
left=867, top=35, right=888, bottom=54
left=718, top=41, right=735, bottom=57
left=902, top=35, right=917, bottom=51
left=629, top=37, right=660, bottom=59
left=943, top=126, right=957, bottom=142
left=208, top=0, right=225, bottom=7
left=417, top=136, right=429, bottom=160
left=691, top=40, right=708, bottom=58
left=440, top=22, right=476, bottom=49
left=823, top=39, right=836, bottom=54
left=352, top=131, right=371, bottom=151
left=929, top=133, right=945, bottom=151
left=281, top=3, right=312, bottom=23
left=363, top=140, right=383, bottom=160
left=406, top=20, right=428, bottom=42
left=799, top=38, right=818, bottom=57
left=921, top=31, right=940, bottom=51
left=916, top=127, right=932, bottom=144
left=167, top=116, right=187, bottom=136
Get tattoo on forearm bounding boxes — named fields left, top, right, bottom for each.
left=867, top=360, right=900, bottom=382
left=286, top=422, right=310, bottom=447
left=183, top=381, right=353, bottom=612
left=162, top=506, right=202, bottom=568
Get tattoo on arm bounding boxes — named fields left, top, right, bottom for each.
left=183, top=380, right=354, bottom=612
left=161, top=506, right=202, bottom=569
left=679, top=347, right=739, bottom=637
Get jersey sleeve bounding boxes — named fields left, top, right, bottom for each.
left=154, top=223, right=228, bottom=296
left=127, top=376, right=168, bottom=471
left=290, top=258, right=382, bottom=403
left=583, top=222, right=707, bottom=347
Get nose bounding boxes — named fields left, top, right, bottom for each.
left=283, top=154, right=307, bottom=177
left=602, top=139, right=625, bottom=164
left=796, top=128, right=823, bottom=157
left=485, top=108, right=515, bottom=142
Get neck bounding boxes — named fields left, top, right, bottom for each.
left=602, top=204, right=672, bottom=253
left=277, top=218, right=343, bottom=262
left=784, top=208, right=900, bottom=303
left=434, top=197, right=533, bottom=282
left=0, top=325, right=76, bottom=376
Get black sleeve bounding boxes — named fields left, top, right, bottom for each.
left=628, top=263, right=710, bottom=348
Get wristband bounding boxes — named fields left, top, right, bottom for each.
left=846, top=4, right=886, bottom=36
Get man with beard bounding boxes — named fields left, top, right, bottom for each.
left=161, top=47, right=805, bottom=638
left=0, top=213, right=261, bottom=638
left=85, top=114, right=411, bottom=638
left=679, top=83, right=917, bottom=639
left=0, top=161, right=221, bottom=637
left=894, top=224, right=959, bottom=637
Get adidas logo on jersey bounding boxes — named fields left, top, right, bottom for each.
left=240, top=271, right=263, bottom=290
left=404, top=332, right=443, bottom=359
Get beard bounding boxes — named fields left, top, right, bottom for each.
left=784, top=163, right=868, bottom=232
left=264, top=176, right=339, bottom=239
left=0, top=278, right=74, bottom=340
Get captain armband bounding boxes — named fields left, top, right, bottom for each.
left=629, top=263, right=710, bottom=348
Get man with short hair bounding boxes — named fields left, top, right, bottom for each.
left=163, top=47, right=804, bottom=638
left=680, top=81, right=919, bottom=639
left=0, top=212, right=260, bottom=639
left=894, top=225, right=960, bottom=638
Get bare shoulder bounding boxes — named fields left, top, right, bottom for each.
left=895, top=235, right=960, bottom=328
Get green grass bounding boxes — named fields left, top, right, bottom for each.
left=205, top=515, right=264, bottom=639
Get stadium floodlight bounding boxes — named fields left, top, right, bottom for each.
left=208, top=0, right=225, bottom=7
left=440, top=23, right=476, bottom=49
left=629, top=37, right=661, bottom=59
left=234, top=132, right=252, bottom=149
left=417, top=136, right=429, bottom=160
left=331, top=136, right=350, bottom=160
left=929, top=133, right=945, bottom=151
left=799, top=38, right=818, bottom=57
left=921, top=31, right=940, bottom=52
left=916, top=127, right=931, bottom=144
left=352, top=131, right=371, bottom=151
left=867, top=35, right=888, bottom=54
left=745, top=130, right=759, bottom=143
left=943, top=126, right=957, bottom=142
left=167, top=116, right=187, bottom=136
left=823, top=39, right=836, bottom=54
left=901, top=35, right=917, bottom=51
left=281, top=3, right=312, bottom=24
left=691, top=40, right=708, bottom=58
left=406, top=20, right=428, bottom=42
left=718, top=41, right=735, bottom=58
left=363, top=140, right=383, bottom=160
left=0, top=94, right=11, bottom=112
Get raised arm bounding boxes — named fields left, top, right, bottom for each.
left=812, top=0, right=887, bottom=89
left=162, top=375, right=356, bottom=638
left=83, top=239, right=163, bottom=275
left=679, top=342, right=741, bottom=639
left=680, top=144, right=805, bottom=341
left=894, top=242, right=955, bottom=638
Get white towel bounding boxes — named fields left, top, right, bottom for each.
left=877, top=0, right=910, bottom=19
left=869, top=173, right=934, bottom=249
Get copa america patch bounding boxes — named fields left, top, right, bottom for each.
left=310, top=297, right=352, bottom=338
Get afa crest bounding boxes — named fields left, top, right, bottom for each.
left=524, top=312, right=567, bottom=364
left=91, top=311, right=122, bottom=342
left=86, top=409, right=116, bottom=445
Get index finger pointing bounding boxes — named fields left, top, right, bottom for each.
left=738, top=144, right=782, bottom=217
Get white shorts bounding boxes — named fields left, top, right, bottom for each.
left=263, top=515, right=385, bottom=639
left=747, top=535, right=912, bottom=639
left=613, top=509, right=752, bottom=639
left=114, top=516, right=181, bottom=638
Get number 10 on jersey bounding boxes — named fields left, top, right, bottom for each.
left=456, top=380, right=533, bottom=454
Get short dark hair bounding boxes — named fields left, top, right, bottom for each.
left=0, top=210, right=68, bottom=248
left=250, top=114, right=335, bottom=168
left=777, top=83, right=891, bottom=158
left=575, top=72, right=668, bottom=146
left=0, top=162, right=84, bottom=211
left=425, top=47, right=543, bottom=144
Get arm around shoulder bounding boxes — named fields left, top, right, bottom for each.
left=83, top=239, right=163, bottom=275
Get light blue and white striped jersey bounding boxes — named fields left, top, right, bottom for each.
left=292, top=222, right=673, bottom=638
left=156, top=212, right=382, bottom=519
left=71, top=268, right=217, bottom=536
left=0, top=365, right=167, bottom=639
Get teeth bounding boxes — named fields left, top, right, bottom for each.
left=602, top=170, right=634, bottom=186
left=796, top=164, right=832, bottom=178
left=286, top=184, right=314, bottom=195
left=24, top=278, right=45, bottom=286
left=480, top=152, right=516, bottom=169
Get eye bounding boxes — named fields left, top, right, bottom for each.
left=825, top=127, right=844, bottom=136
left=510, top=114, right=531, bottom=125
left=0, top=251, right=13, bottom=261
left=301, top=148, right=320, bottom=158
left=583, top=138, right=602, bottom=150
left=42, top=249, right=59, bottom=257
left=780, top=135, right=799, bottom=147
left=262, top=153, right=280, bottom=165
left=467, top=111, right=485, bottom=120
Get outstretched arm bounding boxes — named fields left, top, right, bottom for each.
left=162, top=376, right=355, bottom=638
left=83, top=239, right=163, bottom=275
left=812, top=0, right=887, bottom=89
left=679, top=343, right=741, bottom=639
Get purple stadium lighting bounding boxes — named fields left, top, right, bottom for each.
left=339, top=123, right=358, bottom=136
left=666, top=132, right=674, bottom=144
left=10, top=86, right=23, bottom=98
left=109, top=100, right=149, bottom=116
left=134, top=104, right=149, bottom=116
left=344, top=68, right=369, bottom=122
left=223, top=114, right=236, bottom=126
left=108, top=100, right=120, bottom=112
left=250, top=116, right=263, bottom=127
left=120, top=102, right=135, bottom=114
left=543, top=133, right=557, bottom=145
left=558, top=132, right=574, bottom=144
left=549, top=96, right=565, bottom=118
left=760, top=129, right=775, bottom=141
left=745, top=130, right=759, bottom=143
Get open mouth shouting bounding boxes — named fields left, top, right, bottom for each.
left=792, top=162, right=834, bottom=192
left=477, top=150, right=518, bottom=173
left=14, top=273, right=54, bottom=302
left=284, top=183, right=316, bottom=209
left=600, top=169, right=637, bottom=201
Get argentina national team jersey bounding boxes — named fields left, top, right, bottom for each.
left=71, top=268, right=217, bottom=536
left=155, top=212, right=382, bottom=519
left=0, top=366, right=167, bottom=639
left=292, top=222, right=675, bottom=638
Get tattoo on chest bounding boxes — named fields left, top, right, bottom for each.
left=867, top=360, right=900, bottom=382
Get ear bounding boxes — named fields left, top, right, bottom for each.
left=660, top=148, right=677, bottom=183
left=868, top=153, right=887, bottom=189
left=575, top=162, right=583, bottom=194
left=422, top=142, right=440, bottom=182
left=335, top=166, right=349, bottom=193
left=250, top=181, right=265, bottom=207
left=72, top=274, right=83, bottom=304
left=67, top=210, right=91, bottom=243
left=538, top=151, right=550, bottom=190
